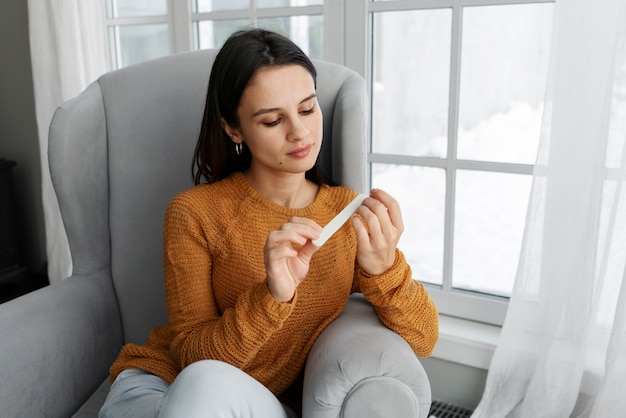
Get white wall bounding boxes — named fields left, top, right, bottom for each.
left=422, top=356, right=488, bottom=410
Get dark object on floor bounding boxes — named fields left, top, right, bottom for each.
left=0, top=159, right=49, bottom=303
left=0, top=159, right=34, bottom=301
left=0, top=270, right=49, bottom=303
left=0, top=278, right=29, bottom=303
left=428, top=399, right=474, bottom=418
left=0, top=159, right=21, bottom=271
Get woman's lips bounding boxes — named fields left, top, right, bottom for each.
left=287, top=144, right=313, bottom=158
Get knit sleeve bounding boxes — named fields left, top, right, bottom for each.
left=163, top=194, right=295, bottom=371
left=357, top=249, right=439, bottom=357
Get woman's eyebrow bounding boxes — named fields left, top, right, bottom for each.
left=300, top=93, right=318, bottom=104
left=252, top=93, right=317, bottom=117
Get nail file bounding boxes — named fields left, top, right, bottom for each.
left=313, top=194, right=368, bottom=247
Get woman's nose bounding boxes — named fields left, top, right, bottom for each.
left=286, top=115, right=310, bottom=142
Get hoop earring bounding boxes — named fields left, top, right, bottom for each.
left=234, top=142, right=243, bottom=156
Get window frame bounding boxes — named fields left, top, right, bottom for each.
left=347, top=0, right=554, bottom=326
left=105, top=0, right=338, bottom=71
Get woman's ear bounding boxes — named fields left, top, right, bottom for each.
left=220, top=117, right=241, bottom=142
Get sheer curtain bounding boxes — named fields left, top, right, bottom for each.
left=473, top=0, right=626, bottom=417
left=28, top=0, right=107, bottom=283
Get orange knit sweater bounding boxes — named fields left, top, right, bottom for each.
left=109, top=172, right=438, bottom=396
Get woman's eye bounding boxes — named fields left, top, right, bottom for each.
left=301, top=106, right=315, bottom=115
left=263, top=119, right=280, bottom=127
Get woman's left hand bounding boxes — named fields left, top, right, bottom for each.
left=351, top=189, right=404, bottom=276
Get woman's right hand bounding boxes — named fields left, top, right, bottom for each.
left=264, top=217, right=322, bottom=303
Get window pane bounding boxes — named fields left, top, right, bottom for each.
left=258, top=0, right=322, bottom=7
left=196, top=20, right=251, bottom=50
left=371, top=164, right=445, bottom=285
left=196, top=0, right=249, bottom=12
left=257, top=15, right=323, bottom=59
left=453, top=170, right=532, bottom=296
left=110, top=24, right=169, bottom=69
left=195, top=16, right=322, bottom=57
left=371, top=9, right=451, bottom=158
left=457, top=3, right=553, bottom=164
left=107, top=0, right=166, bottom=17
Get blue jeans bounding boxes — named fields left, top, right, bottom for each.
left=99, top=360, right=297, bottom=418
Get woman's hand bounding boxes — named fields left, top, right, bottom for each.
left=264, top=217, right=322, bottom=303
left=351, top=189, right=404, bottom=276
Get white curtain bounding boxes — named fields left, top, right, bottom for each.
left=28, top=1, right=107, bottom=284
left=473, top=0, right=626, bottom=417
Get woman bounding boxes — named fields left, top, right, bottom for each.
left=99, top=28, right=438, bottom=418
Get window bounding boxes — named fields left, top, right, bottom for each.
left=104, top=0, right=554, bottom=326
left=360, top=0, right=554, bottom=324
left=106, top=0, right=325, bottom=71
left=193, top=0, right=323, bottom=58
left=105, top=0, right=170, bottom=69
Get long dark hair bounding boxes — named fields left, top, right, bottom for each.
left=192, top=28, right=333, bottom=186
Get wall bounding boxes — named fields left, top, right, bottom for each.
left=422, top=356, right=488, bottom=410
left=0, top=2, right=47, bottom=280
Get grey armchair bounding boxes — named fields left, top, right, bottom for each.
left=0, top=49, right=431, bottom=417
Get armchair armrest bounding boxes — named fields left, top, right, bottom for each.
left=303, top=293, right=431, bottom=418
left=0, top=271, right=123, bottom=418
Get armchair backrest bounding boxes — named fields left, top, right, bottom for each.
left=49, top=49, right=368, bottom=345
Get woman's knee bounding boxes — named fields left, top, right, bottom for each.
left=158, top=360, right=289, bottom=418
left=170, top=360, right=260, bottom=395
left=99, top=369, right=168, bottom=418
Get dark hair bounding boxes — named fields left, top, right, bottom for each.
left=192, top=28, right=333, bottom=186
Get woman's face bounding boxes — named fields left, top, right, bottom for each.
left=225, top=64, right=323, bottom=179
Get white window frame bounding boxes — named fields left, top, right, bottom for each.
left=105, top=0, right=342, bottom=70
left=346, top=0, right=554, bottom=327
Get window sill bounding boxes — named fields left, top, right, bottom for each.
left=430, top=314, right=501, bottom=370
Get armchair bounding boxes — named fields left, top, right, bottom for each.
left=0, top=49, right=431, bottom=417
